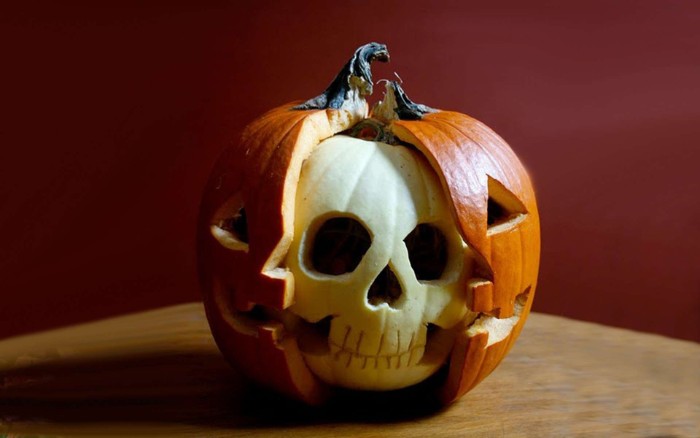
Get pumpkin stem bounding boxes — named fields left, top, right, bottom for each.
left=293, top=42, right=390, bottom=111
left=374, top=80, right=436, bottom=121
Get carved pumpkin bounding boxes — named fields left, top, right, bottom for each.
left=197, top=43, right=540, bottom=405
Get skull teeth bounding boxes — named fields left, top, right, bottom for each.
left=329, top=327, right=427, bottom=369
left=330, top=342, right=426, bottom=369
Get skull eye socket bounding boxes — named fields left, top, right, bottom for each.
left=310, top=217, right=372, bottom=275
left=404, top=224, right=448, bottom=280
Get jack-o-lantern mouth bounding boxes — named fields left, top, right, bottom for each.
left=222, top=287, right=528, bottom=391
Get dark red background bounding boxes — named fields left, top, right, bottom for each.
left=1, top=2, right=699, bottom=342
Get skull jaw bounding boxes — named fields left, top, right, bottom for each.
left=297, top=319, right=461, bottom=391
left=302, top=353, right=443, bottom=391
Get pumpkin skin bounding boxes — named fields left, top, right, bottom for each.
left=197, top=43, right=540, bottom=405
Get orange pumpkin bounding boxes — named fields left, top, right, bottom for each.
left=197, top=43, right=540, bottom=405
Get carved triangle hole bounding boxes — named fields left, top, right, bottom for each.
left=211, top=193, right=249, bottom=251
left=487, top=176, right=527, bottom=235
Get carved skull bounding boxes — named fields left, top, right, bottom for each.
left=286, top=135, right=472, bottom=390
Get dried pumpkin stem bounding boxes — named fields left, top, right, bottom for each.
left=294, top=42, right=390, bottom=110
left=384, top=81, right=436, bottom=121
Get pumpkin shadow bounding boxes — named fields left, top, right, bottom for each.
left=0, top=347, right=447, bottom=433
left=236, top=378, right=448, bottom=428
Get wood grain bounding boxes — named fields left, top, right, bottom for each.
left=1, top=303, right=698, bottom=437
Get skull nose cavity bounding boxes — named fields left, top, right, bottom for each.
left=367, top=266, right=403, bottom=308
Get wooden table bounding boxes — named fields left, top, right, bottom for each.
left=1, top=303, right=698, bottom=436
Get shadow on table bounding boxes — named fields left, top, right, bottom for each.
left=0, top=346, right=446, bottom=431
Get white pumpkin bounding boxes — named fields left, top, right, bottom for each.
left=286, top=135, right=476, bottom=390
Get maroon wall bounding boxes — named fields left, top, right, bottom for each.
left=1, top=2, right=699, bottom=342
